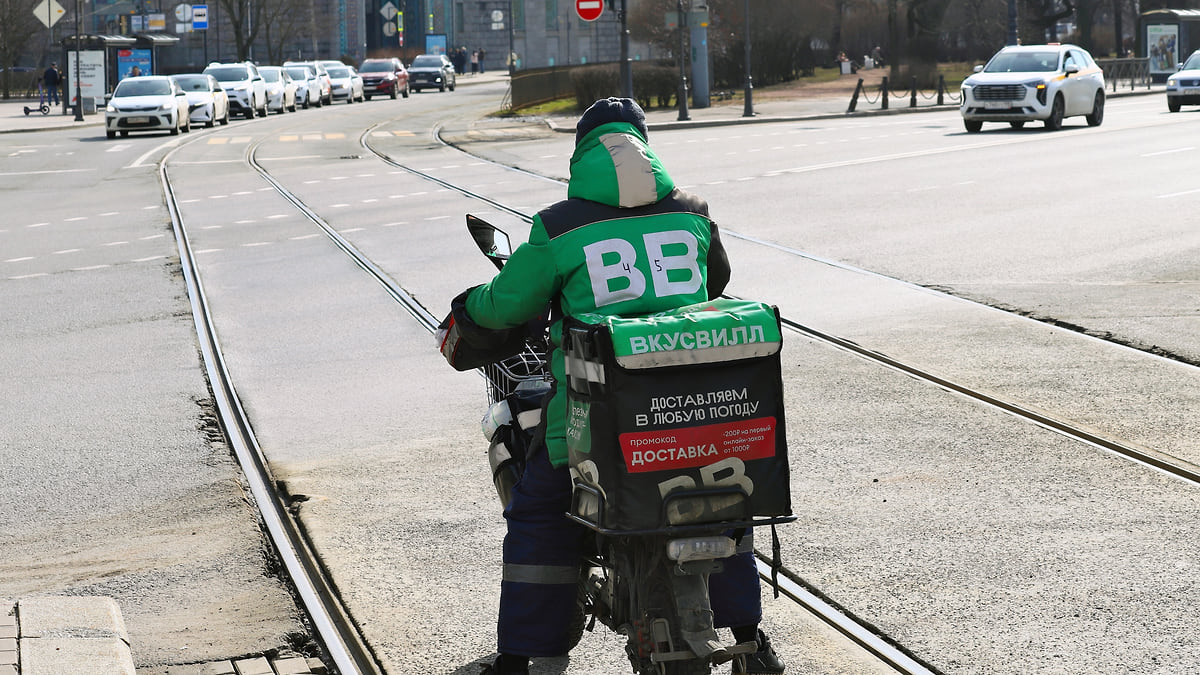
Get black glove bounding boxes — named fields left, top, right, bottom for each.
left=435, top=287, right=527, bottom=371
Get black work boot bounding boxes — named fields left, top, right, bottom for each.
left=479, top=654, right=530, bottom=675
left=734, top=629, right=785, bottom=675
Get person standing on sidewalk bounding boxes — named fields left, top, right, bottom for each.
left=43, top=63, right=61, bottom=105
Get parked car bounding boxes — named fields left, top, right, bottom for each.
left=326, top=65, right=364, bottom=103
left=358, top=57, right=409, bottom=99
left=171, top=73, right=229, bottom=127
left=959, top=44, right=1105, bottom=132
left=284, top=64, right=322, bottom=108
left=104, top=75, right=190, bottom=138
left=1166, top=49, right=1200, bottom=112
left=408, top=54, right=456, bottom=92
left=283, top=61, right=333, bottom=106
left=259, top=66, right=298, bottom=113
left=202, top=61, right=267, bottom=119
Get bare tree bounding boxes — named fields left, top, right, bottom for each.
left=0, top=0, right=42, bottom=98
left=261, top=0, right=314, bottom=64
left=217, top=0, right=268, bottom=61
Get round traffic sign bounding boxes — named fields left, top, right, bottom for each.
left=575, top=0, right=603, bottom=22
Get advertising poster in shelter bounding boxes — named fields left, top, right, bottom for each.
left=1147, top=24, right=1179, bottom=74
left=66, top=50, right=106, bottom=108
left=118, top=49, right=153, bottom=78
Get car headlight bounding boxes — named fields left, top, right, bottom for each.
left=160, top=101, right=175, bottom=110
left=1167, top=76, right=1177, bottom=86
left=1029, top=81, right=1048, bottom=105
left=106, top=104, right=118, bottom=113
left=233, top=84, right=248, bottom=91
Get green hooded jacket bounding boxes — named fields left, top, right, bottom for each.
left=465, top=121, right=730, bottom=467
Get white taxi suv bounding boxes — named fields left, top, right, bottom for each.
left=1166, top=49, right=1200, bottom=112
left=960, top=44, right=1106, bottom=132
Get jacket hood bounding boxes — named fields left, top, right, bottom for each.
left=567, top=121, right=675, bottom=208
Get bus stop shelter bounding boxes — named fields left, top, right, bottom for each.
left=58, top=33, right=180, bottom=114
left=58, top=34, right=135, bottom=114
left=1140, top=9, right=1200, bottom=81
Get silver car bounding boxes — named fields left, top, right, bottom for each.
left=259, top=66, right=298, bottom=113
left=1166, top=49, right=1200, bottom=112
left=326, top=65, right=364, bottom=103
left=171, top=73, right=229, bottom=128
left=105, top=75, right=190, bottom=138
left=284, top=64, right=322, bottom=109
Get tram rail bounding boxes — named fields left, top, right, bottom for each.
left=157, top=109, right=1198, bottom=674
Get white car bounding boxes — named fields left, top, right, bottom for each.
left=284, top=64, right=322, bottom=108
left=171, top=73, right=229, bottom=128
left=283, top=60, right=333, bottom=106
left=259, top=66, right=298, bottom=113
left=203, top=61, right=267, bottom=119
left=105, top=75, right=190, bottom=138
left=326, top=65, right=364, bottom=103
left=1166, top=49, right=1200, bottom=112
left=960, top=44, right=1105, bottom=132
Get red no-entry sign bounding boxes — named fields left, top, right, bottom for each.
left=576, top=0, right=603, bottom=21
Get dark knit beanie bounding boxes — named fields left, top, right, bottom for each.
left=575, top=97, right=648, bottom=145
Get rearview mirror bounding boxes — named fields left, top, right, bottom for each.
left=466, top=214, right=512, bottom=270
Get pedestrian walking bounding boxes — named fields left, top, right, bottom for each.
left=471, top=50, right=479, bottom=74
left=43, top=63, right=61, bottom=105
left=478, top=48, right=486, bottom=73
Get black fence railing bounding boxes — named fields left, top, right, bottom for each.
left=1095, top=57, right=1152, bottom=92
left=847, top=75, right=961, bottom=113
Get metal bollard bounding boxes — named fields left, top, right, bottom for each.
left=882, top=77, right=889, bottom=110
left=937, top=75, right=945, bottom=105
left=847, top=78, right=863, bottom=113
left=910, top=77, right=917, bottom=107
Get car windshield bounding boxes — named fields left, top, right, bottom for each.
left=285, top=67, right=310, bottom=79
left=173, top=75, right=210, bottom=91
left=114, top=79, right=171, bottom=96
left=261, top=69, right=280, bottom=82
left=359, top=61, right=392, bottom=72
left=1182, top=53, right=1200, bottom=70
left=984, top=51, right=1060, bottom=73
left=327, top=66, right=350, bottom=78
left=206, top=66, right=250, bottom=81
left=411, top=55, right=442, bottom=68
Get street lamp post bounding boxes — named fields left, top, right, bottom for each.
left=508, top=0, right=515, bottom=76
left=742, top=0, right=752, bottom=117
left=1006, top=0, right=1018, bottom=46
left=73, top=0, right=84, bottom=121
left=619, top=0, right=632, bottom=97
left=676, top=0, right=689, bottom=121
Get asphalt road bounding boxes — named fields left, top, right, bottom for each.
left=3, top=81, right=1199, bottom=674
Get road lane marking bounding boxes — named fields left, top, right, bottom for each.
left=1156, top=188, right=1200, bottom=199
left=127, top=137, right=185, bottom=168
left=0, top=169, right=93, bottom=176
left=1141, top=147, right=1193, bottom=157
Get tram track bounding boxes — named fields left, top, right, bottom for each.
left=161, top=120, right=942, bottom=675
left=158, top=110, right=1198, bottom=675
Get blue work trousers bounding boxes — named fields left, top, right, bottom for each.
left=497, top=442, right=762, bottom=657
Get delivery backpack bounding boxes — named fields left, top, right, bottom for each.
left=563, top=298, right=792, bottom=533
